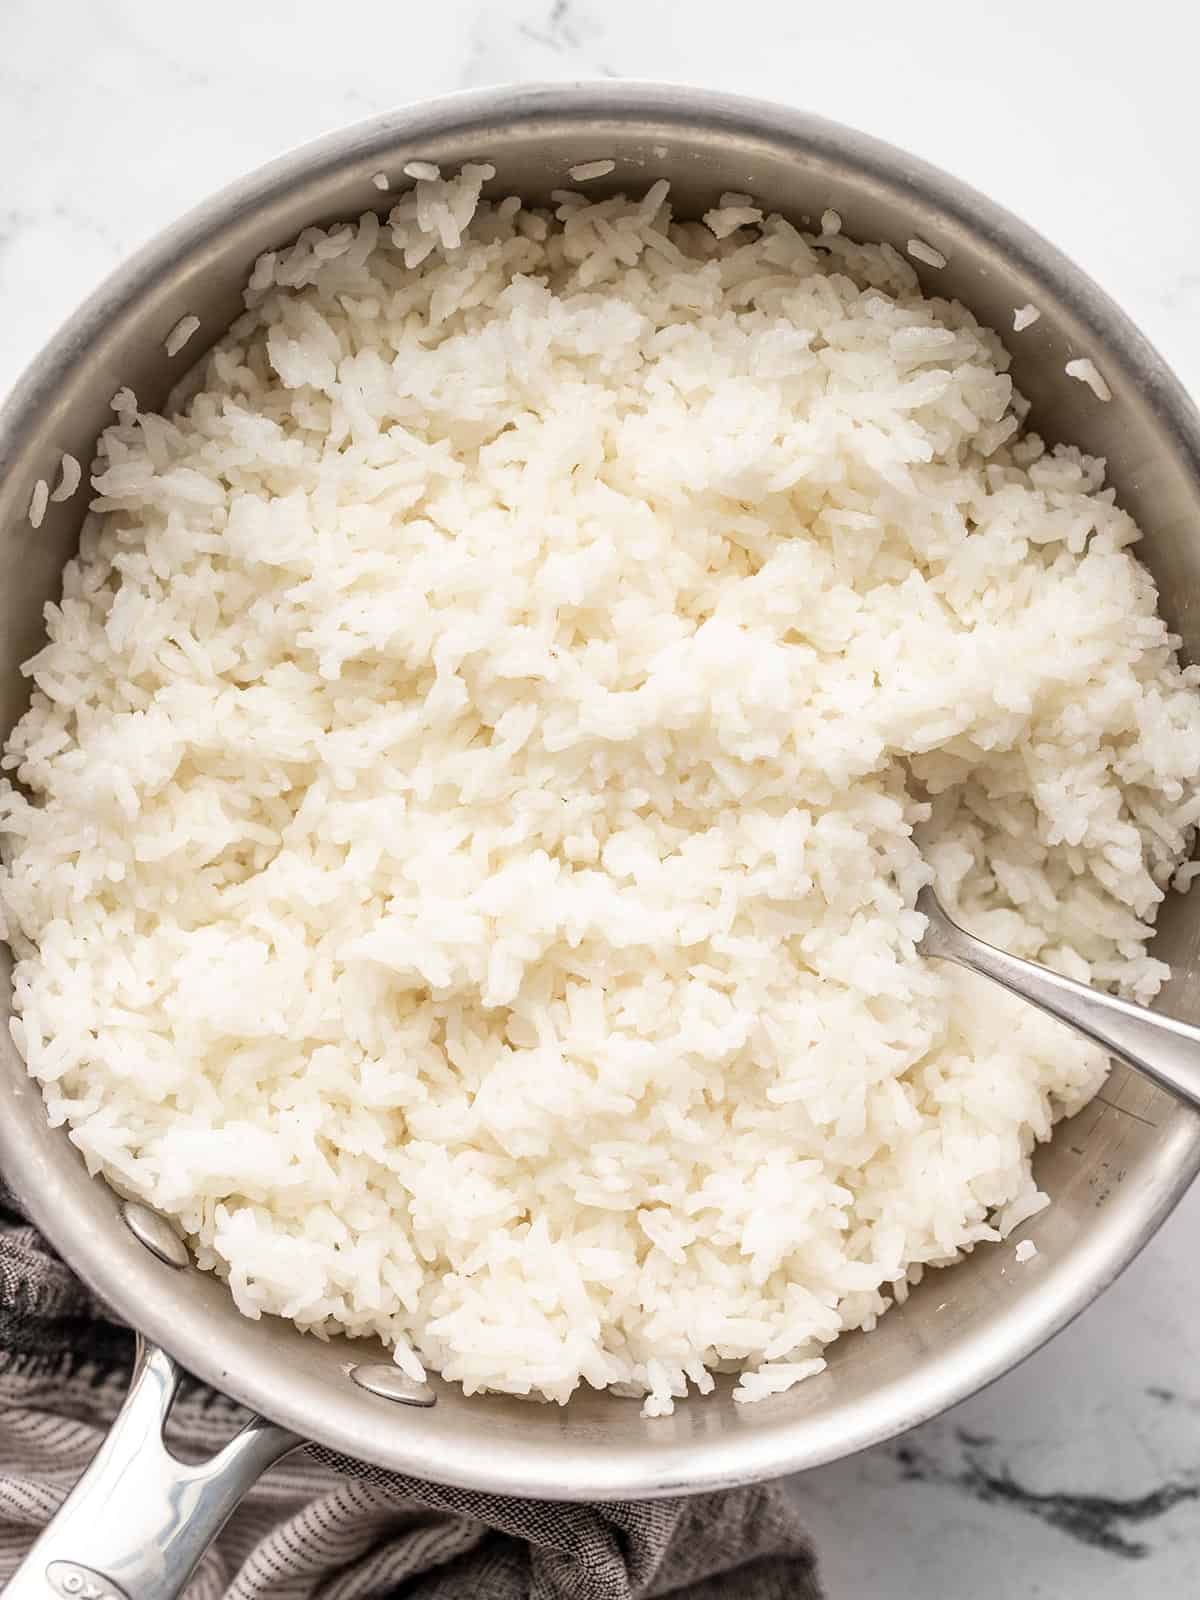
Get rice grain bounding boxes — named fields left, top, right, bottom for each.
left=568, top=160, right=616, bottom=182
left=907, top=237, right=947, bottom=268
left=165, top=315, right=201, bottom=358
left=26, top=480, right=48, bottom=529
left=1065, top=357, right=1112, bottom=401
left=49, top=454, right=81, bottom=502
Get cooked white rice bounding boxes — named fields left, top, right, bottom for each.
left=26, top=479, right=49, bottom=530
left=3, top=170, right=1199, bottom=1416
left=50, top=453, right=82, bottom=503
left=1013, top=303, right=1041, bottom=332
left=907, top=237, right=947, bottom=268
left=110, top=387, right=138, bottom=425
left=1066, top=357, right=1113, bottom=402
left=567, top=160, right=616, bottom=182
left=704, top=193, right=764, bottom=239
left=165, top=315, right=202, bottom=358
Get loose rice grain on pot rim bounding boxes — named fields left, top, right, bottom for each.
left=2, top=166, right=1198, bottom=1420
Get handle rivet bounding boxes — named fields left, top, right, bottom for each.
left=349, top=1363, right=437, bottom=1407
left=46, top=1561, right=128, bottom=1600
left=120, top=1201, right=190, bottom=1269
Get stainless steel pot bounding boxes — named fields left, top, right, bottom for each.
left=3, top=81, right=1200, bottom=1600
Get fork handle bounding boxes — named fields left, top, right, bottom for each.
left=920, top=892, right=1200, bottom=1114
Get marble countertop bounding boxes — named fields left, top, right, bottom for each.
left=3, top=0, right=1199, bottom=1591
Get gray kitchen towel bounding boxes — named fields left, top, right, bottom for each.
left=0, top=1189, right=823, bottom=1599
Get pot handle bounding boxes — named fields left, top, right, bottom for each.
left=5, top=1337, right=301, bottom=1600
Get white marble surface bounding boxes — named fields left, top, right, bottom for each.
left=3, top=0, right=1200, bottom=1591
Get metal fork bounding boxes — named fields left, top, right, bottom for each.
left=917, top=884, right=1200, bottom=1112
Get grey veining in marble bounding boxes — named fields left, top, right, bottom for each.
left=797, top=1184, right=1200, bottom=1594
left=3, top=1, right=1199, bottom=1593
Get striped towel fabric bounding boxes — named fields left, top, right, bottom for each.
left=0, top=1187, right=822, bottom=1598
